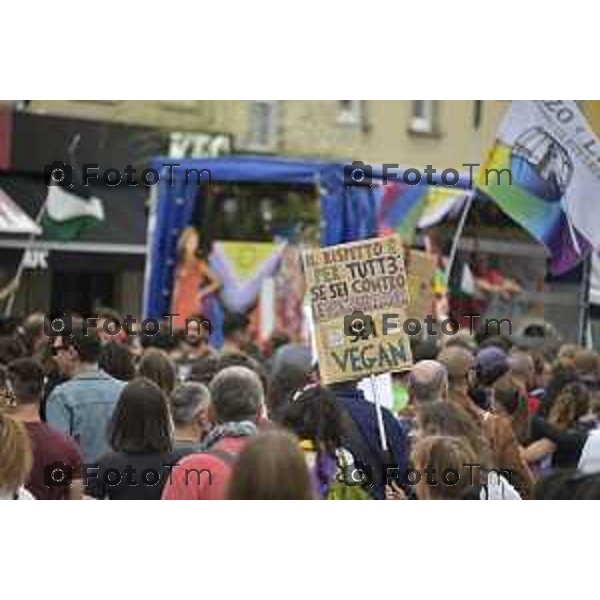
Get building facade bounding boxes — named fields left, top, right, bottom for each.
left=22, top=100, right=509, bottom=168
left=5, top=100, right=598, bottom=333
left=0, top=100, right=513, bottom=323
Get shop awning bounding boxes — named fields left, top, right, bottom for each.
left=0, top=187, right=42, bottom=235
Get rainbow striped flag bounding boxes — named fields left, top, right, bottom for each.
left=377, top=180, right=469, bottom=243
left=477, top=101, right=600, bottom=274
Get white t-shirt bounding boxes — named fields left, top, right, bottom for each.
left=0, top=486, right=35, bottom=500
left=481, top=472, right=521, bottom=500
left=578, top=428, right=600, bottom=474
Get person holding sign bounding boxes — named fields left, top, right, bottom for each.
left=283, top=385, right=370, bottom=500
left=329, top=379, right=411, bottom=499
left=303, top=235, right=413, bottom=499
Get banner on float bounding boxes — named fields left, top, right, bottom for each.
left=209, top=240, right=286, bottom=313
left=302, top=234, right=412, bottom=385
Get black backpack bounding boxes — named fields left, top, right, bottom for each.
left=338, top=406, right=396, bottom=498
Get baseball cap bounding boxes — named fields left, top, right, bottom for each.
left=475, top=346, right=510, bottom=386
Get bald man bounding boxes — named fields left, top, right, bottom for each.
left=408, top=360, right=449, bottom=406
left=509, top=351, right=539, bottom=414
left=438, top=346, right=475, bottom=409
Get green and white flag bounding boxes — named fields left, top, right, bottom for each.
left=42, top=184, right=105, bottom=240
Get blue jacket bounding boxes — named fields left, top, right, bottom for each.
left=331, top=382, right=410, bottom=499
left=46, top=369, right=126, bottom=463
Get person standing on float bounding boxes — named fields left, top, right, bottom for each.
left=171, top=227, right=222, bottom=340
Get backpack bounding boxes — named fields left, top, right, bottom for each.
left=325, top=448, right=372, bottom=500
left=337, top=404, right=395, bottom=498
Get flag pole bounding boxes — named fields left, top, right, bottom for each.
left=444, top=190, right=474, bottom=280
left=3, top=201, right=47, bottom=316
left=3, top=134, right=80, bottom=316
left=578, top=252, right=592, bottom=347
left=445, top=103, right=482, bottom=280
left=370, top=373, right=389, bottom=453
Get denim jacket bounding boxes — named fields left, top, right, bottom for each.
left=46, top=370, right=126, bottom=463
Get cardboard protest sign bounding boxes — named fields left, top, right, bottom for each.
left=406, top=250, right=437, bottom=322
left=303, top=234, right=413, bottom=385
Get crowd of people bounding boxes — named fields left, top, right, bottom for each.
left=1, top=309, right=600, bottom=500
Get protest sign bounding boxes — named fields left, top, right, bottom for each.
left=358, top=373, right=394, bottom=410
left=302, top=234, right=413, bottom=385
left=406, top=249, right=436, bottom=322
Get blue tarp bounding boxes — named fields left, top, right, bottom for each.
left=143, top=155, right=380, bottom=318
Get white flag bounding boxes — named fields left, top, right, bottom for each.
left=500, top=101, right=600, bottom=247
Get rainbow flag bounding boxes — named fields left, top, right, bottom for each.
left=378, top=180, right=469, bottom=243
left=477, top=101, right=600, bottom=274
left=417, top=186, right=471, bottom=229
left=377, top=181, right=425, bottom=243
